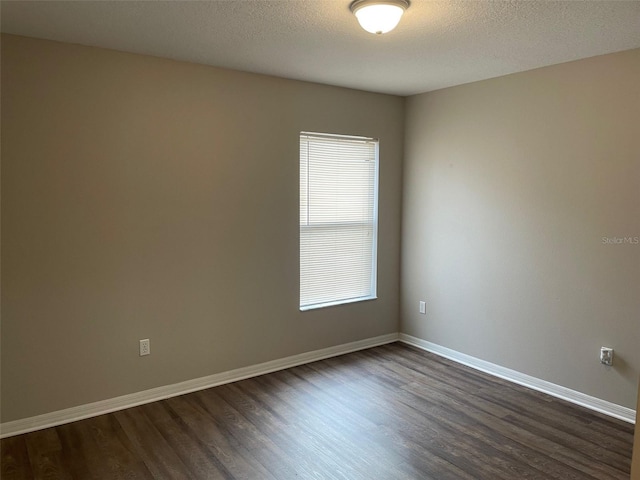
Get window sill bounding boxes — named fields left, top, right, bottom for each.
left=300, top=295, right=377, bottom=312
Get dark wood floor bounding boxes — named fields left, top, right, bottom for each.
left=2, top=343, right=635, bottom=479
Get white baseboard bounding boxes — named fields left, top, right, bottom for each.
left=0, top=333, right=399, bottom=438
left=3, top=332, right=633, bottom=438
left=399, top=333, right=636, bottom=424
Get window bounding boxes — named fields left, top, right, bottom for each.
left=299, top=132, right=379, bottom=310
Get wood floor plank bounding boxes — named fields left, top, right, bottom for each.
left=140, top=400, right=228, bottom=479
left=304, top=357, right=524, bottom=479
left=1, top=435, right=34, bottom=480
left=24, top=428, right=72, bottom=480
left=56, top=414, right=155, bottom=480
left=1, top=343, right=634, bottom=479
left=289, top=364, right=474, bottom=480
left=278, top=369, right=432, bottom=480
left=114, top=406, right=194, bottom=478
left=251, top=372, right=398, bottom=480
left=164, top=394, right=277, bottom=480
left=192, top=387, right=304, bottom=479
left=312, top=346, right=630, bottom=478
left=216, top=382, right=349, bottom=480
left=56, top=421, right=100, bottom=480
left=367, top=351, right=629, bottom=479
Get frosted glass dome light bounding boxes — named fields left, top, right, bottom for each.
left=350, top=0, right=410, bottom=35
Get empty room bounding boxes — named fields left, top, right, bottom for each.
left=1, top=1, right=639, bottom=478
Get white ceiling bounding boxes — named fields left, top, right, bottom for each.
left=2, top=0, right=640, bottom=96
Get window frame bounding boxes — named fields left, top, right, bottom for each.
left=299, top=131, right=379, bottom=311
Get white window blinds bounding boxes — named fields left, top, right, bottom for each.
left=300, top=132, right=379, bottom=310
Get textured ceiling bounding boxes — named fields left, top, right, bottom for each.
left=2, top=0, right=640, bottom=96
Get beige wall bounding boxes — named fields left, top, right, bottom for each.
left=0, top=34, right=404, bottom=422
left=402, top=49, right=640, bottom=409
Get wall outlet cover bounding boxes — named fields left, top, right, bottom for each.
left=600, top=347, right=613, bottom=366
left=139, top=339, right=150, bottom=356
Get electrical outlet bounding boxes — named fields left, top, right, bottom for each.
left=139, top=339, right=150, bottom=356
left=600, top=346, right=613, bottom=366
left=419, top=301, right=426, bottom=314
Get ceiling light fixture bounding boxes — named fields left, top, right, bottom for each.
left=350, top=0, right=410, bottom=35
